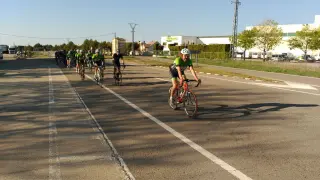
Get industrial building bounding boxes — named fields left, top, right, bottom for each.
left=160, top=15, right=320, bottom=59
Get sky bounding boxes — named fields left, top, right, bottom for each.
left=1, top=0, right=320, bottom=46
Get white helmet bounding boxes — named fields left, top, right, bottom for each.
left=181, top=48, right=190, bottom=55
left=95, top=49, right=99, bottom=53
left=80, top=50, right=83, bottom=53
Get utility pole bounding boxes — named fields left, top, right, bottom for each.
left=129, top=23, right=138, bottom=56
left=231, top=0, right=241, bottom=58
left=113, top=32, right=116, bottom=39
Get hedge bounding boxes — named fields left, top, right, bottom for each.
left=168, top=44, right=230, bottom=53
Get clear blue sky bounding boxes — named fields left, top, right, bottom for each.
left=1, top=0, right=319, bottom=46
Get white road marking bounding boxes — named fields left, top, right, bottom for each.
left=149, top=67, right=320, bottom=96
left=53, top=67, right=135, bottom=180
left=73, top=87, right=136, bottom=180
left=85, top=74, right=253, bottom=180
left=48, top=68, right=62, bottom=180
left=285, top=81, right=318, bottom=90
left=155, top=77, right=170, bottom=82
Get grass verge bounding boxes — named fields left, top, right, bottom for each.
left=125, top=57, right=277, bottom=82
left=197, top=58, right=320, bottom=78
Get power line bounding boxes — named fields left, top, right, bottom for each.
left=231, top=0, right=241, bottom=58
left=0, top=32, right=116, bottom=40
left=129, top=23, right=138, bottom=56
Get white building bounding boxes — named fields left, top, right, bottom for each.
left=245, top=15, right=320, bottom=58
left=160, top=15, right=320, bottom=58
left=160, top=36, right=202, bottom=51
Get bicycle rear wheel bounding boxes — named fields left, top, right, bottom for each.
left=183, top=90, right=198, bottom=118
left=81, top=64, right=85, bottom=80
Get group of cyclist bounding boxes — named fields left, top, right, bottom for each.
left=55, top=48, right=125, bottom=81
left=55, top=47, right=201, bottom=106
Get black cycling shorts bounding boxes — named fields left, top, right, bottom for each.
left=169, top=66, right=185, bottom=80
left=94, top=60, right=103, bottom=67
left=113, top=60, right=121, bottom=68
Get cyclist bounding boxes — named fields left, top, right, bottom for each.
left=77, top=50, right=86, bottom=77
left=86, top=50, right=93, bottom=70
left=75, top=49, right=81, bottom=73
left=112, top=49, right=125, bottom=80
left=66, top=50, right=73, bottom=68
left=92, top=49, right=105, bottom=80
left=168, top=48, right=201, bottom=105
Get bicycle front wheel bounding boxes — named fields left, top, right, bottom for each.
left=183, top=91, right=198, bottom=118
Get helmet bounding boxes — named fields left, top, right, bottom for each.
left=80, top=50, right=83, bottom=53
left=180, top=48, right=190, bottom=55
left=95, top=49, right=99, bottom=53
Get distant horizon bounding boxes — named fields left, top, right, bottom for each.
left=1, top=0, right=319, bottom=46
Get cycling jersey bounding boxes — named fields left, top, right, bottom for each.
left=92, top=54, right=104, bottom=62
left=169, top=57, right=193, bottom=80
left=170, top=57, right=193, bottom=71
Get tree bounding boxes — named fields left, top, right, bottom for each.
left=252, top=20, right=283, bottom=61
left=66, top=41, right=77, bottom=51
left=25, top=45, right=33, bottom=52
left=33, top=43, right=44, bottom=51
left=288, top=25, right=319, bottom=61
left=81, top=39, right=91, bottom=51
left=229, top=29, right=257, bottom=60
left=99, top=41, right=111, bottom=51
left=310, top=27, right=320, bottom=52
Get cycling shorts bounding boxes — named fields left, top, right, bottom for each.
left=169, top=66, right=185, bottom=80
left=94, top=60, right=103, bottom=67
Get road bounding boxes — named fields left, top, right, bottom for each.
left=1, top=58, right=320, bottom=180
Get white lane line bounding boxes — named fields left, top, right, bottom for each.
left=284, top=81, right=318, bottom=90
left=149, top=67, right=320, bottom=96
left=85, top=74, right=253, bottom=180
left=73, top=87, right=136, bottom=180
left=155, top=77, right=170, bottom=82
left=48, top=67, right=62, bottom=180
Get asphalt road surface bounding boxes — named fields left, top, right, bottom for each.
left=1, top=58, right=320, bottom=180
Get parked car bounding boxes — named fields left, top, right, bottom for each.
left=281, top=53, right=295, bottom=61
left=271, top=54, right=285, bottom=61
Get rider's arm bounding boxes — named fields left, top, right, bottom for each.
left=121, top=55, right=125, bottom=65
left=189, top=66, right=199, bottom=81
left=176, top=66, right=184, bottom=81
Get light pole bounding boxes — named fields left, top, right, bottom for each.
left=129, top=23, right=138, bottom=56
left=231, top=0, right=241, bottom=58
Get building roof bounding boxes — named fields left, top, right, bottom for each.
left=198, top=35, right=231, bottom=38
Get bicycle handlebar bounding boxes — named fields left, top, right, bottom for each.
left=183, top=79, right=201, bottom=87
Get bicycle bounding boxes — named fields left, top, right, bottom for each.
left=79, top=62, right=85, bottom=80
left=94, top=65, right=104, bottom=84
left=114, top=65, right=125, bottom=86
left=168, top=79, right=201, bottom=118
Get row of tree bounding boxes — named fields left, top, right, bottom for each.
left=24, top=39, right=164, bottom=54
left=231, top=20, right=320, bottom=61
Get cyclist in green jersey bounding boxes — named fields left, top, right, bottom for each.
left=77, top=49, right=86, bottom=71
left=92, top=49, right=105, bottom=79
left=86, top=50, right=93, bottom=69
left=168, top=48, right=201, bottom=105
left=66, top=50, right=73, bottom=68
left=75, top=49, right=80, bottom=73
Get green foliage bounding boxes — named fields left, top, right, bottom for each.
left=252, top=19, right=283, bottom=60
left=168, top=44, right=230, bottom=52
left=125, top=42, right=140, bottom=53
left=288, top=25, right=320, bottom=60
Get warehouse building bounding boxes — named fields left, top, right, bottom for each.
left=160, top=15, right=320, bottom=59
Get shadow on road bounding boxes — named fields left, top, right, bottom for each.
left=196, top=103, right=318, bottom=120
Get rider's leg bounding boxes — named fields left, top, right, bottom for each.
left=170, top=78, right=178, bottom=104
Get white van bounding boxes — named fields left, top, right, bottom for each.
left=252, top=52, right=261, bottom=59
